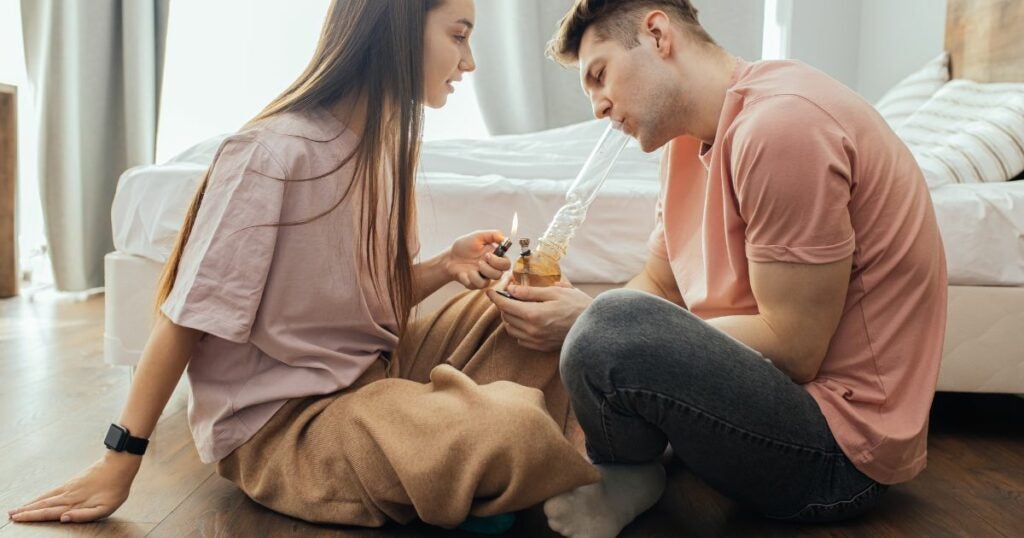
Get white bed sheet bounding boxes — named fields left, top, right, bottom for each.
left=930, top=181, right=1024, bottom=286
left=112, top=122, right=1024, bottom=286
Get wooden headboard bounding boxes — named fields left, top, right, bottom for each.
left=945, top=0, right=1024, bottom=82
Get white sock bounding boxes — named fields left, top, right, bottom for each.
left=543, top=463, right=666, bottom=538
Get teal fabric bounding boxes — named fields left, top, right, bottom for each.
left=456, top=513, right=517, bottom=534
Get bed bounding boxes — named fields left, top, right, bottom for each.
left=104, top=120, right=664, bottom=364
left=104, top=0, right=1024, bottom=394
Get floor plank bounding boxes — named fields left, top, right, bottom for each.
left=0, top=400, right=211, bottom=526
left=1, top=295, right=209, bottom=532
left=2, top=294, right=1022, bottom=537
left=0, top=520, right=153, bottom=537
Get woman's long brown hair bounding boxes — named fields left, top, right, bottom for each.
left=155, top=0, right=442, bottom=333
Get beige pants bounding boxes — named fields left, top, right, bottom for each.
left=216, top=290, right=600, bottom=528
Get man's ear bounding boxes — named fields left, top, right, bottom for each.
left=643, top=10, right=674, bottom=59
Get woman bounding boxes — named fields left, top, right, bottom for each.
left=8, top=0, right=598, bottom=529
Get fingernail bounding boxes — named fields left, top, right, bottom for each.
left=61, top=515, right=70, bottom=523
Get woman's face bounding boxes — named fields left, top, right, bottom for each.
left=423, top=0, right=476, bottom=108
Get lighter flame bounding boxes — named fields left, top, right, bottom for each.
left=510, top=212, right=519, bottom=239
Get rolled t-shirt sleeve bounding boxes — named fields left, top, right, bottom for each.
left=161, top=136, right=287, bottom=343
left=730, top=96, right=855, bottom=264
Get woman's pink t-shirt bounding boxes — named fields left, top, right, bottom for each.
left=649, top=60, right=948, bottom=484
left=162, top=108, right=415, bottom=463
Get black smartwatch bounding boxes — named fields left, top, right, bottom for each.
left=104, top=424, right=149, bottom=456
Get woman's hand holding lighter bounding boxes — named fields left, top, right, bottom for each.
left=446, top=230, right=512, bottom=290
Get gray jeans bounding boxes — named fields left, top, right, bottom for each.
left=561, top=289, right=888, bottom=522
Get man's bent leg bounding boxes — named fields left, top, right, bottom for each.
left=559, top=289, right=885, bottom=521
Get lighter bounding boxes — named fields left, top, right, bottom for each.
left=479, top=212, right=518, bottom=279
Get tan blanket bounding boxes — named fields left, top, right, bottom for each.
left=217, top=290, right=600, bottom=528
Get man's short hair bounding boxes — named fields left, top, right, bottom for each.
left=547, top=0, right=717, bottom=66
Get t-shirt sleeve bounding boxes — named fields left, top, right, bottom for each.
left=647, top=148, right=670, bottom=260
left=730, top=96, right=855, bottom=264
left=160, top=136, right=287, bottom=343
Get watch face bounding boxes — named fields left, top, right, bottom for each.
left=104, top=424, right=127, bottom=451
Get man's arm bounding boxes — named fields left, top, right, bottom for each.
left=624, top=254, right=685, bottom=307
left=706, top=256, right=851, bottom=384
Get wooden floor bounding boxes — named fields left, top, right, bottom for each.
left=1, top=294, right=1022, bottom=537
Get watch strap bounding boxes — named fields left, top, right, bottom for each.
left=123, top=434, right=149, bottom=455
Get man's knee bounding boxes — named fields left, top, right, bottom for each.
left=561, top=289, right=711, bottom=384
left=561, top=289, right=668, bottom=382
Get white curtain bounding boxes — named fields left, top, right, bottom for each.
left=472, top=0, right=593, bottom=135
left=472, top=0, right=765, bottom=137
left=21, top=0, right=169, bottom=291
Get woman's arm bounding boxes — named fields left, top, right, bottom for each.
left=7, top=317, right=201, bottom=524
left=413, top=250, right=455, bottom=304
left=117, top=316, right=202, bottom=438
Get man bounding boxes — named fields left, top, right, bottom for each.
left=486, top=1, right=947, bottom=536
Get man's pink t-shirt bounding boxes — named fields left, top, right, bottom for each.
left=649, top=60, right=948, bottom=484
left=162, top=108, right=415, bottom=463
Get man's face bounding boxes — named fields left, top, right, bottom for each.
left=577, top=19, right=692, bottom=152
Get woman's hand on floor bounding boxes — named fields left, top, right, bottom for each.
left=7, top=451, right=141, bottom=524
left=446, top=230, right=512, bottom=289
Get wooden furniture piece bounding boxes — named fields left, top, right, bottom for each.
left=946, top=0, right=1024, bottom=83
left=0, top=83, right=16, bottom=298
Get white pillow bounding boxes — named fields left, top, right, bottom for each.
left=875, top=53, right=950, bottom=129
left=896, top=80, right=1024, bottom=188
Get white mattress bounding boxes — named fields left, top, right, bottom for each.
left=112, top=121, right=1024, bottom=286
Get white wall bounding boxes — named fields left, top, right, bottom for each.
left=156, top=0, right=333, bottom=161
left=157, top=0, right=488, bottom=159
left=784, top=0, right=947, bottom=101
left=788, top=0, right=864, bottom=89
left=694, top=0, right=765, bottom=62
left=856, top=0, right=947, bottom=102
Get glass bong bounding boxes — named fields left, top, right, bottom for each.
left=512, top=122, right=631, bottom=287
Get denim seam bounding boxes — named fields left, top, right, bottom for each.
left=616, top=387, right=846, bottom=458
left=776, top=481, right=885, bottom=520
left=598, top=395, right=620, bottom=461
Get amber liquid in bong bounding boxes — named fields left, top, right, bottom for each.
left=512, top=247, right=562, bottom=287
